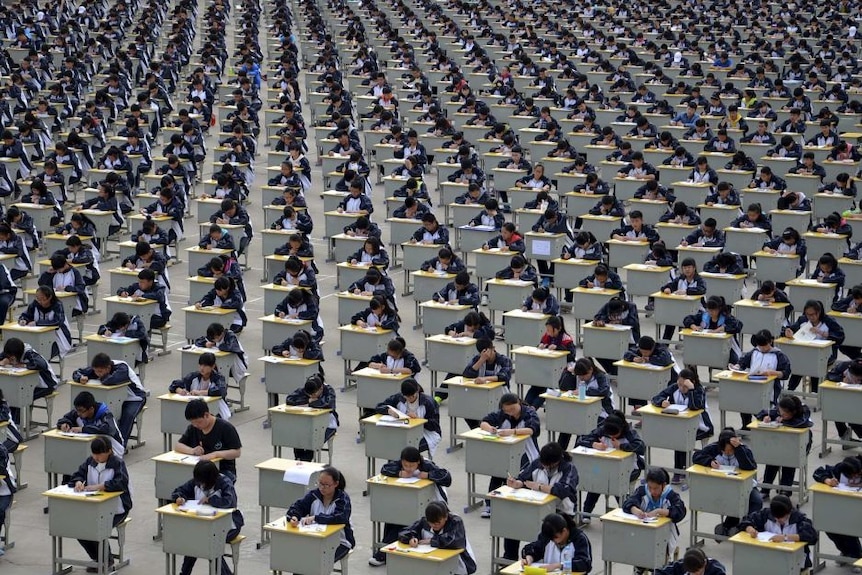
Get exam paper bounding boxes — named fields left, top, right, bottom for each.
left=395, top=477, right=421, bottom=484
left=756, top=532, right=777, bottom=542
left=298, top=523, right=326, bottom=533
left=48, top=485, right=102, bottom=497
left=614, top=509, right=656, bottom=522
left=179, top=501, right=218, bottom=515
left=666, top=404, right=689, bottom=412
left=283, top=465, right=317, bottom=485
left=58, top=431, right=96, bottom=438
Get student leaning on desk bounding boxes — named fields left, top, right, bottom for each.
left=654, top=547, right=726, bottom=575
left=68, top=437, right=131, bottom=572
left=398, top=501, right=477, bottom=575
left=58, top=391, right=125, bottom=458
left=174, top=399, right=242, bottom=484
left=813, top=455, right=862, bottom=560
left=172, top=460, right=243, bottom=575
left=521, top=512, right=592, bottom=574
left=738, top=494, right=818, bottom=570
left=286, top=466, right=355, bottom=561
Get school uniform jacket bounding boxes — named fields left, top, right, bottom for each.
left=434, top=282, right=479, bottom=307
left=73, top=360, right=147, bottom=403
left=482, top=405, right=541, bottom=461
left=169, top=370, right=228, bottom=398
left=380, top=459, right=451, bottom=501
left=287, top=489, right=355, bottom=548
left=57, top=402, right=125, bottom=457
left=118, top=282, right=172, bottom=322
left=97, top=314, right=149, bottom=362
left=398, top=514, right=476, bottom=574
left=68, top=454, right=132, bottom=514
left=651, top=384, right=714, bottom=435
left=516, top=457, right=580, bottom=516
left=655, top=558, right=726, bottom=575
left=693, top=441, right=757, bottom=471
left=286, top=384, right=339, bottom=428
left=200, top=287, right=247, bottom=327
left=376, top=391, right=440, bottom=435
left=521, top=525, right=591, bottom=573
left=172, top=473, right=244, bottom=529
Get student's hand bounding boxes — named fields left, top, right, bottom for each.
left=784, top=328, right=794, bottom=338
left=71, top=427, right=83, bottom=433
left=662, top=288, right=671, bottom=294
left=746, top=526, right=758, bottom=538
left=17, top=319, right=26, bottom=326
left=356, top=320, right=367, bottom=328
left=474, top=376, right=487, bottom=384
left=289, top=516, right=299, bottom=527
left=593, top=319, right=605, bottom=327
left=661, top=399, right=670, bottom=408
left=175, top=388, right=188, bottom=396
left=825, top=478, right=839, bottom=487
left=632, top=507, right=646, bottom=519
left=592, top=441, right=605, bottom=450
left=729, top=437, right=742, bottom=448
left=199, top=452, right=216, bottom=461
left=497, top=428, right=514, bottom=437
left=710, top=460, right=720, bottom=469
left=408, top=538, right=419, bottom=548
left=277, top=312, right=286, bottom=319
left=195, top=302, right=202, bottom=309
left=770, top=534, right=786, bottom=543
left=609, top=437, right=622, bottom=449
left=632, top=356, right=645, bottom=363
left=125, top=262, right=136, bottom=270
left=522, top=556, right=534, bottom=566
left=506, top=476, right=518, bottom=488
left=74, top=481, right=85, bottom=492
left=119, top=291, right=129, bottom=297
left=59, top=423, right=71, bottom=432
left=175, top=497, right=186, bottom=505
left=762, top=415, right=772, bottom=423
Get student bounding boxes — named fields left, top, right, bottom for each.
left=117, top=269, right=172, bottom=329
left=376, top=378, right=441, bottom=456
left=18, top=285, right=72, bottom=358
left=200, top=223, right=237, bottom=251
left=369, top=338, right=422, bottom=376
left=175, top=399, right=242, bottom=483
left=826, top=359, right=862, bottom=443
left=72, top=353, right=147, bottom=448
left=57, top=391, right=125, bottom=458
left=172, top=460, right=244, bottom=575
left=682, top=295, right=743, bottom=363
left=651, top=367, right=715, bottom=483
left=420, top=248, right=466, bottom=274
left=809, top=252, right=845, bottom=301
left=813, top=455, right=862, bottom=560
left=38, top=253, right=88, bottom=315
left=655, top=547, right=726, bottom=575
left=521, top=512, right=592, bottom=573
left=623, top=468, right=687, bottom=568
left=61, top=235, right=101, bottom=287
left=275, top=256, right=318, bottom=295
left=369, top=446, right=452, bottom=566
left=525, top=316, right=577, bottom=409
left=731, top=330, right=792, bottom=428
left=0, top=224, right=32, bottom=280
left=433, top=271, right=480, bottom=308
left=660, top=257, right=707, bottom=339
left=287, top=467, right=355, bottom=561
left=351, top=295, right=400, bottom=333
left=169, top=352, right=231, bottom=419
left=577, top=411, right=646, bottom=523
left=0, top=388, right=22, bottom=454
left=521, top=286, right=560, bottom=315
left=511, top=442, right=579, bottom=517
left=122, top=240, right=171, bottom=291
left=755, top=394, right=813, bottom=500
left=557, top=358, right=614, bottom=449
left=195, top=276, right=247, bottom=333
left=784, top=299, right=844, bottom=393
left=750, top=280, right=793, bottom=320
left=693, top=428, right=762, bottom=537
left=739, top=495, right=818, bottom=569
left=398, top=501, right=477, bottom=575
left=479, top=393, right=541, bottom=520
left=561, top=231, right=603, bottom=262
left=0, top=438, right=13, bottom=557
left=97, top=311, right=149, bottom=366
left=285, top=374, right=338, bottom=461
left=411, top=213, right=450, bottom=245
left=271, top=329, right=324, bottom=361
left=0, top=263, right=16, bottom=325
left=348, top=237, right=389, bottom=269
left=0, top=337, right=59, bottom=420
left=592, top=297, right=641, bottom=365
left=68, top=437, right=132, bottom=571
left=482, top=222, right=526, bottom=253
left=445, top=311, right=495, bottom=340
left=493, top=254, right=538, bottom=285
left=194, top=322, right=250, bottom=387
left=348, top=268, right=396, bottom=309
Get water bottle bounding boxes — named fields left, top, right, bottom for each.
left=561, top=548, right=572, bottom=573
left=577, top=381, right=586, bottom=400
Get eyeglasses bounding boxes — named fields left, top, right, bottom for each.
left=317, top=482, right=335, bottom=488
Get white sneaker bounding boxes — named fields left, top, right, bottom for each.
left=481, top=293, right=489, bottom=306
left=480, top=505, right=491, bottom=518
left=368, top=557, right=385, bottom=567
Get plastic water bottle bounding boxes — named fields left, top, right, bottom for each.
left=577, top=381, right=586, bottom=400
left=561, top=548, right=572, bottom=573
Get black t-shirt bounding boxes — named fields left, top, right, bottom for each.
left=179, top=418, right=242, bottom=478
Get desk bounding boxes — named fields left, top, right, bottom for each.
left=715, top=370, right=778, bottom=429
left=570, top=288, right=622, bottom=333
left=733, top=299, right=789, bottom=336
left=811, top=482, right=862, bottom=565
left=339, top=324, right=392, bottom=368
left=419, top=302, right=471, bottom=338
left=747, top=421, right=810, bottom=503
left=387, top=219, right=423, bottom=266
left=681, top=329, right=734, bottom=370
left=487, top=486, right=558, bottom=568
left=262, top=284, right=303, bottom=314
left=724, top=227, right=770, bottom=258
left=324, top=211, right=362, bottom=239
left=106, top=296, right=159, bottom=336
left=108, top=267, right=142, bottom=295
left=582, top=322, right=632, bottom=360
left=730, top=532, right=806, bottom=575
left=502, top=310, right=550, bottom=350
left=542, top=393, right=604, bottom=442
left=354, top=367, right=413, bottom=413
left=444, top=377, right=507, bottom=452
left=827, top=310, right=862, bottom=348
left=652, top=293, right=702, bottom=342
left=367, top=475, right=437, bottom=553
left=45, top=487, right=125, bottom=575
left=330, top=233, right=366, bottom=263
left=472, top=248, right=517, bottom=284
left=525, top=232, right=567, bottom=263
left=551, top=259, right=597, bottom=295
left=383, top=544, right=463, bottom=575
left=459, top=428, right=530, bottom=511
left=69, top=380, right=130, bottom=422
left=186, top=247, right=233, bottom=278
left=511, top=346, right=569, bottom=397
left=261, top=315, right=313, bottom=354
left=261, top=229, right=296, bottom=257
left=813, top=192, right=855, bottom=221
left=158, top=503, right=233, bottom=575
left=255, top=458, right=323, bottom=547
left=84, top=335, right=142, bottom=375
left=336, top=291, right=372, bottom=326
left=336, top=262, right=377, bottom=292
left=675, top=245, right=722, bottom=272
left=774, top=336, right=832, bottom=381
left=44, top=429, right=104, bottom=491
left=624, top=264, right=673, bottom=298
left=269, top=404, right=332, bottom=459
left=570, top=446, right=636, bottom=518
left=158, top=394, right=221, bottom=452
left=261, top=356, right=322, bottom=408
left=401, top=243, right=442, bottom=294
left=753, top=251, right=802, bottom=284
left=607, top=239, right=650, bottom=270
left=0, top=323, right=57, bottom=362
left=699, top=203, right=742, bottom=230
left=840, top=258, right=862, bottom=289
left=638, top=404, right=703, bottom=473
left=182, top=305, right=235, bottom=343
left=486, top=279, right=535, bottom=325
left=804, top=232, right=849, bottom=265
left=614, top=361, right=675, bottom=409
left=601, top=508, right=673, bottom=574
left=786, top=278, right=836, bottom=312
left=362, top=414, right=426, bottom=481
left=770, top=210, right=813, bottom=240
left=818, top=380, right=862, bottom=455
left=457, top=226, right=498, bottom=255
left=630, top=199, right=671, bottom=225
left=582, top=216, right=623, bottom=244
left=0, top=368, right=42, bottom=440
left=688, top=464, right=758, bottom=545
left=700, top=272, right=747, bottom=304
left=425, top=335, right=478, bottom=395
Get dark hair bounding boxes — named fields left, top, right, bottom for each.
left=498, top=392, right=521, bottom=409
left=400, top=446, right=422, bottom=463
left=682, top=547, right=708, bottom=571
left=638, top=336, right=656, bottom=350
left=2, top=337, right=24, bottom=360
left=193, top=460, right=220, bottom=489
left=303, top=373, right=324, bottom=395
left=538, top=442, right=569, bottom=466
left=424, top=501, right=449, bottom=523
left=602, top=410, right=629, bottom=437
left=73, top=391, right=97, bottom=410
left=400, top=378, right=420, bottom=396
left=769, top=494, right=793, bottom=518
left=184, top=398, right=210, bottom=420
left=91, top=352, right=112, bottom=369
left=206, top=322, right=226, bottom=340
left=89, top=436, right=112, bottom=455
left=751, top=329, right=773, bottom=348
left=198, top=352, right=217, bottom=367
left=776, top=394, right=804, bottom=419
left=320, top=466, right=347, bottom=490
left=539, top=512, right=574, bottom=540
left=645, top=466, right=671, bottom=485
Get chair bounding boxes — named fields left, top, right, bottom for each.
left=110, top=516, right=132, bottom=569
left=225, top=533, right=246, bottom=575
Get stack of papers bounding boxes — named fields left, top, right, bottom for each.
left=614, top=509, right=657, bottom=522
left=48, top=485, right=102, bottom=497
left=664, top=404, right=689, bottom=413
left=298, top=523, right=326, bottom=533
left=572, top=446, right=606, bottom=455
left=756, top=532, right=778, bottom=542
left=179, top=501, right=218, bottom=515
left=58, top=431, right=95, bottom=438
left=834, top=484, right=862, bottom=493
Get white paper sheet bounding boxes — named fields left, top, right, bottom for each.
left=298, top=522, right=326, bottom=533
left=395, top=477, right=421, bottom=484
left=283, top=465, right=317, bottom=485
left=47, top=485, right=102, bottom=497
left=530, top=239, right=551, bottom=257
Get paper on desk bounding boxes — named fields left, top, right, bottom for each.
left=395, top=477, right=421, bottom=484
left=792, top=323, right=818, bottom=342
left=400, top=544, right=435, bottom=554
left=503, top=487, right=547, bottom=502
left=298, top=522, right=326, bottom=533
left=168, top=453, right=199, bottom=463
left=838, top=382, right=862, bottom=389
left=756, top=532, right=778, bottom=542
left=58, top=431, right=95, bottom=438
left=179, top=501, right=219, bottom=515
left=283, top=465, right=317, bottom=485
left=717, top=465, right=736, bottom=473
left=834, top=483, right=862, bottom=493
left=614, top=509, right=656, bottom=522
left=0, top=366, right=27, bottom=373
left=572, top=446, right=604, bottom=455
left=107, top=335, right=136, bottom=343
left=666, top=404, right=689, bottom=412
left=283, top=405, right=315, bottom=412
left=48, top=485, right=102, bottom=497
